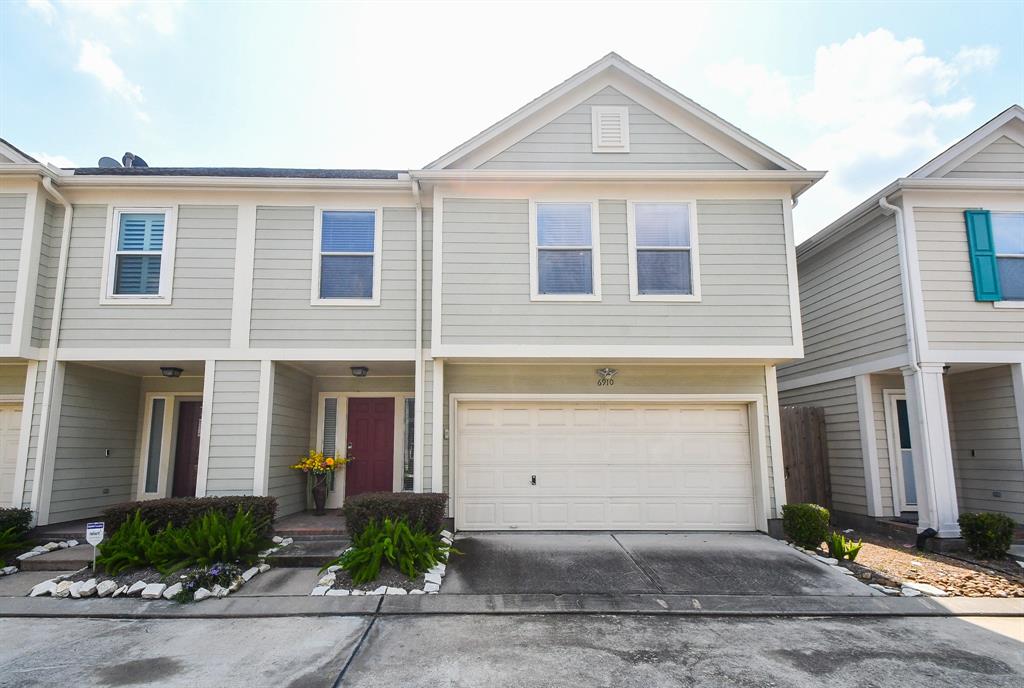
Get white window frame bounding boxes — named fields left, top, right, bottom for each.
left=591, top=105, right=630, bottom=153
left=883, top=390, right=917, bottom=513
left=991, top=210, right=1024, bottom=309
left=626, top=200, right=701, bottom=302
left=101, top=206, right=178, bottom=305
left=311, top=206, right=383, bottom=306
left=528, top=200, right=602, bottom=302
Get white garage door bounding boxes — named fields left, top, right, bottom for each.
left=0, top=405, right=22, bottom=506
left=455, top=401, right=756, bottom=531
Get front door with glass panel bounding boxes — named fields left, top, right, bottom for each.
left=889, top=395, right=917, bottom=512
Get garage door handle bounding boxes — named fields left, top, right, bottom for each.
left=530, top=475, right=537, bottom=486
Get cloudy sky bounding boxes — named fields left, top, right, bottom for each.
left=3, top=0, right=1022, bottom=241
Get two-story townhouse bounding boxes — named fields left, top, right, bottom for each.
left=1, top=54, right=822, bottom=533
left=778, top=106, right=1024, bottom=542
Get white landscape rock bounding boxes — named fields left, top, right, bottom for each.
left=212, top=584, right=229, bottom=598
left=162, top=583, right=183, bottom=600
left=424, top=572, right=442, bottom=586
left=66, top=540, right=78, bottom=547
left=112, top=584, right=129, bottom=598
left=310, top=586, right=329, bottom=596
left=30, top=546, right=47, bottom=554
left=327, top=565, right=341, bottom=573
left=127, top=581, right=148, bottom=597
left=350, top=589, right=364, bottom=596
left=193, top=587, right=213, bottom=602
left=280, top=538, right=293, bottom=546
left=241, top=567, right=260, bottom=582
left=2, top=566, right=17, bottom=575
left=326, top=589, right=350, bottom=596
left=814, top=555, right=839, bottom=566
left=96, top=581, right=118, bottom=598
left=409, top=589, right=426, bottom=595
left=258, top=563, right=271, bottom=573
left=869, top=584, right=901, bottom=596
left=29, top=580, right=57, bottom=597
left=141, top=583, right=166, bottom=599
left=440, top=530, right=453, bottom=539
left=423, top=582, right=440, bottom=593
left=54, top=581, right=73, bottom=598
left=272, top=536, right=284, bottom=544
left=318, top=572, right=337, bottom=587
left=428, top=563, right=446, bottom=577
left=16, top=551, right=39, bottom=561
left=58, top=541, right=69, bottom=549
left=385, top=587, right=407, bottom=595
left=370, top=586, right=387, bottom=596
left=79, top=579, right=98, bottom=597
left=839, top=567, right=855, bottom=575
left=901, top=581, right=948, bottom=597
left=69, top=581, right=84, bottom=599
left=900, top=586, right=923, bottom=597
left=42, top=542, right=60, bottom=552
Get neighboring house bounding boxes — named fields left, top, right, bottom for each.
left=778, top=106, right=1024, bottom=540
left=0, top=54, right=823, bottom=532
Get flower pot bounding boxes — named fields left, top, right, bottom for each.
left=311, top=474, right=330, bottom=516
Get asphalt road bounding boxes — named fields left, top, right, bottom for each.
left=0, top=614, right=1021, bottom=687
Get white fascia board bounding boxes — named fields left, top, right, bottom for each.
left=432, top=344, right=802, bottom=360
left=57, top=176, right=411, bottom=191
left=909, top=106, right=1024, bottom=179
left=55, top=347, right=418, bottom=362
left=0, top=165, right=63, bottom=180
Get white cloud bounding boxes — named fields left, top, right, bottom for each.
left=59, top=0, right=185, bottom=35
left=708, top=29, right=998, bottom=240
left=29, top=152, right=76, bottom=168
left=26, top=0, right=56, bottom=24
left=76, top=39, right=148, bottom=120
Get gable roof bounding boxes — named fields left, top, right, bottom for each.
left=0, top=137, right=38, bottom=164
left=909, top=104, right=1024, bottom=178
left=425, top=52, right=805, bottom=171
left=72, top=167, right=401, bottom=179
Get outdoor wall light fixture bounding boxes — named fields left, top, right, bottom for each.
left=351, top=366, right=369, bottom=378
left=160, top=366, right=184, bottom=378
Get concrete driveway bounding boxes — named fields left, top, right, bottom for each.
left=443, top=531, right=876, bottom=596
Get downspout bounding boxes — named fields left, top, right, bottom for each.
left=879, top=195, right=920, bottom=373
left=411, top=177, right=425, bottom=492
left=30, top=177, right=73, bottom=524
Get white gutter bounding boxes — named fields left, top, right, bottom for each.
left=29, top=178, right=74, bottom=524
left=58, top=175, right=410, bottom=191
left=411, top=178, right=425, bottom=493
left=878, top=195, right=920, bottom=374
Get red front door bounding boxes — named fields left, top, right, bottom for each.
left=172, top=401, right=203, bottom=498
left=345, top=398, right=395, bottom=496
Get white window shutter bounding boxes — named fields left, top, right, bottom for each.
left=591, top=106, right=629, bottom=153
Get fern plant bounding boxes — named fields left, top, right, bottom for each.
left=322, top=517, right=453, bottom=584
left=0, top=526, right=28, bottom=566
left=150, top=508, right=272, bottom=575
left=96, top=511, right=158, bottom=574
left=825, top=531, right=863, bottom=561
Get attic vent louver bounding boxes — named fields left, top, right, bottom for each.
left=591, top=106, right=629, bottom=153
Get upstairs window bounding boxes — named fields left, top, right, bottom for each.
left=315, top=209, right=381, bottom=305
left=104, top=208, right=176, bottom=303
left=627, top=202, right=700, bottom=301
left=530, top=201, right=601, bottom=300
left=993, top=211, right=1024, bottom=300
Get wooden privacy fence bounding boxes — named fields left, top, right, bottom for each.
left=780, top=405, right=831, bottom=509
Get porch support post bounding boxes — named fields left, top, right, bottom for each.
left=252, top=360, right=274, bottom=497
left=1012, top=363, right=1024, bottom=475
left=901, top=363, right=960, bottom=538
left=431, top=359, right=444, bottom=494
left=854, top=374, right=883, bottom=517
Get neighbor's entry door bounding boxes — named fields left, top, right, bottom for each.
left=887, top=394, right=917, bottom=512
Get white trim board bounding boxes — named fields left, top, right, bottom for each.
left=194, top=360, right=215, bottom=498
left=446, top=392, right=772, bottom=533
left=432, top=345, right=801, bottom=360
left=230, top=203, right=256, bottom=349
left=55, top=347, right=418, bottom=362
left=10, top=361, right=37, bottom=508
left=777, top=353, right=911, bottom=392
left=253, top=360, right=274, bottom=496
left=855, top=374, right=884, bottom=517
left=882, top=389, right=916, bottom=514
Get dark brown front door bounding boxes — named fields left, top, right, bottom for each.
left=345, top=398, right=395, bottom=497
left=172, top=401, right=203, bottom=498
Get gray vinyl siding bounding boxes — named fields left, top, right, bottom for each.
left=422, top=210, right=433, bottom=345
left=49, top=363, right=140, bottom=522
left=60, top=204, right=236, bottom=347
left=870, top=373, right=904, bottom=518
left=0, top=194, right=26, bottom=343
left=443, top=363, right=777, bottom=515
left=22, top=361, right=45, bottom=509
left=269, top=363, right=312, bottom=517
left=206, top=361, right=260, bottom=496
left=440, top=198, right=793, bottom=346
left=479, top=87, right=743, bottom=170
left=780, top=212, right=907, bottom=380
left=943, top=136, right=1024, bottom=179
left=915, top=206, right=1024, bottom=352
left=948, top=366, right=1023, bottom=522
left=250, top=206, right=416, bottom=348
left=32, top=201, right=62, bottom=348
left=779, top=378, right=867, bottom=515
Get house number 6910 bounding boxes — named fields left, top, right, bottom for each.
left=596, top=368, right=618, bottom=387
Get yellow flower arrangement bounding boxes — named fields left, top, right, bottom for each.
left=290, top=450, right=350, bottom=475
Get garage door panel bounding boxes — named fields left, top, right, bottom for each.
left=456, top=401, right=757, bottom=531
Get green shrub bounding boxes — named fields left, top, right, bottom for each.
left=782, top=503, right=830, bottom=549
left=1, top=526, right=29, bottom=566
left=825, top=531, right=863, bottom=561
left=324, top=517, right=452, bottom=584
left=0, top=507, right=32, bottom=536
left=149, top=509, right=273, bottom=575
left=342, top=492, right=447, bottom=537
left=102, top=496, right=277, bottom=535
left=958, top=512, right=1015, bottom=559
left=96, top=511, right=158, bottom=575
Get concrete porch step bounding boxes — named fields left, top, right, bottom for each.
left=268, top=538, right=350, bottom=568
left=19, top=544, right=94, bottom=572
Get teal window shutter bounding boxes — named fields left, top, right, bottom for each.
left=964, top=210, right=1002, bottom=302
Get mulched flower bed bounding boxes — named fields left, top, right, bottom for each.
left=325, top=565, right=426, bottom=593
left=841, top=530, right=1024, bottom=598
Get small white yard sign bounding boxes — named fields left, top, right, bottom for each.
left=86, top=522, right=104, bottom=570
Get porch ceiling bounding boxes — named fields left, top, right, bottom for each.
left=281, top=360, right=415, bottom=378
left=78, top=360, right=205, bottom=378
